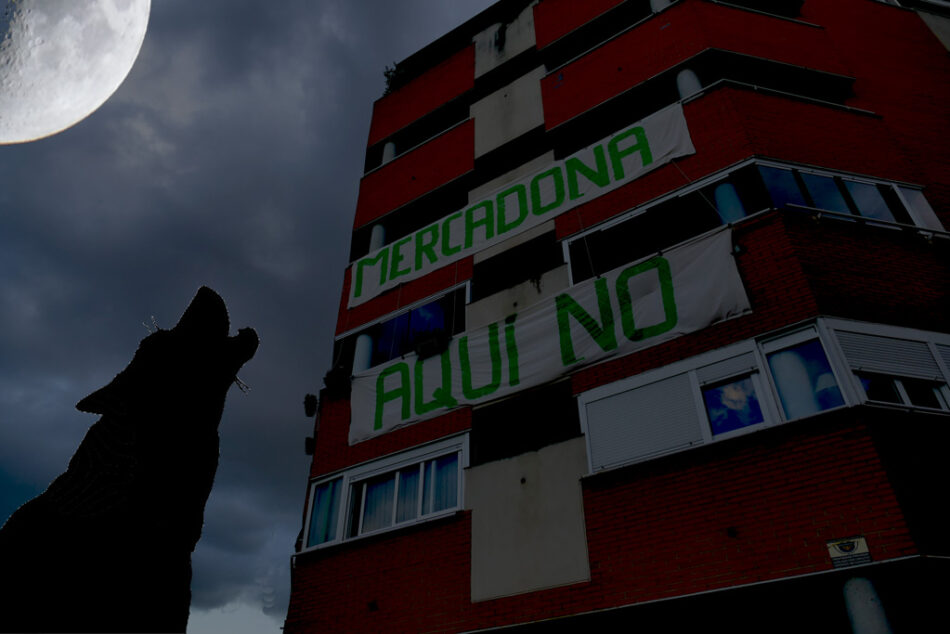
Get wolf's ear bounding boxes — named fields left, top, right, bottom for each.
left=175, top=286, right=229, bottom=339
left=76, top=374, right=127, bottom=415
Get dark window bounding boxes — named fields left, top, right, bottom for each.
left=858, top=372, right=949, bottom=410
left=857, top=373, right=903, bottom=404
left=471, top=231, right=564, bottom=301
left=758, top=166, right=917, bottom=224
left=568, top=165, right=769, bottom=282
left=758, top=166, right=807, bottom=209
left=471, top=381, right=581, bottom=466
left=334, top=288, right=466, bottom=374
left=800, top=173, right=851, bottom=214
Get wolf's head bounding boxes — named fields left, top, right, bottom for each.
left=75, top=286, right=259, bottom=437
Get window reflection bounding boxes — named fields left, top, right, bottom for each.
left=307, top=478, right=341, bottom=547
left=759, top=166, right=807, bottom=209
left=702, top=375, right=764, bottom=435
left=858, top=373, right=902, bottom=404
left=845, top=181, right=896, bottom=222
left=767, top=339, right=844, bottom=419
left=801, top=173, right=850, bottom=214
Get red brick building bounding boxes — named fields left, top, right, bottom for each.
left=285, top=1, right=950, bottom=631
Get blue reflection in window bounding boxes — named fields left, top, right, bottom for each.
left=801, top=173, right=850, bottom=214
left=409, top=301, right=446, bottom=341
left=307, top=478, right=341, bottom=547
left=702, top=375, right=764, bottom=435
left=845, top=181, right=895, bottom=222
left=759, top=166, right=806, bottom=209
left=373, top=311, right=409, bottom=366
left=767, top=339, right=844, bottom=420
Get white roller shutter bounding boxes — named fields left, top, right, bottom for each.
left=585, top=373, right=703, bottom=471
left=696, top=352, right=757, bottom=385
left=835, top=330, right=941, bottom=379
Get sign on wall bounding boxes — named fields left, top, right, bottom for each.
left=347, top=103, right=696, bottom=308
left=349, top=229, right=750, bottom=444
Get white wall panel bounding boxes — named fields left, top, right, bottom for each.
left=473, top=3, right=538, bottom=78
left=470, top=66, right=546, bottom=158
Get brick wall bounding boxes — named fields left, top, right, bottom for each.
left=354, top=120, right=475, bottom=228
left=287, top=414, right=917, bottom=633
left=334, top=257, right=472, bottom=336
left=367, top=45, right=475, bottom=147
left=532, top=0, right=625, bottom=50
left=540, top=0, right=848, bottom=130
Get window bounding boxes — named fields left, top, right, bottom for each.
left=758, top=165, right=921, bottom=225
left=306, top=477, right=342, bottom=548
left=471, top=231, right=564, bottom=301
left=334, top=287, right=467, bottom=374
left=856, top=373, right=949, bottom=410
left=765, top=336, right=845, bottom=420
left=347, top=453, right=460, bottom=538
left=579, top=321, right=950, bottom=473
left=702, top=374, right=765, bottom=435
left=567, top=161, right=940, bottom=285
left=833, top=326, right=950, bottom=412
left=300, top=435, right=467, bottom=551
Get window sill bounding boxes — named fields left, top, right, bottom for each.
left=860, top=401, right=950, bottom=416
left=296, top=508, right=467, bottom=557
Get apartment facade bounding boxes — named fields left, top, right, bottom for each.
left=285, top=1, right=950, bottom=631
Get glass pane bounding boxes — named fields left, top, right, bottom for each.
left=845, top=181, right=895, bottom=222
left=759, top=166, right=806, bottom=209
left=702, top=375, right=764, bottom=435
left=307, top=478, right=341, bottom=547
left=898, top=187, right=944, bottom=230
left=408, top=301, right=446, bottom=345
left=423, top=454, right=458, bottom=515
left=361, top=474, right=395, bottom=533
left=801, top=173, right=850, bottom=214
left=857, top=373, right=901, bottom=404
left=346, top=483, right=364, bottom=538
left=373, top=312, right=410, bottom=365
left=767, top=339, right=845, bottom=419
left=431, top=454, right=458, bottom=513
left=422, top=460, right=433, bottom=515
left=395, top=465, right=421, bottom=524
left=900, top=378, right=945, bottom=409
left=713, top=182, right=746, bottom=224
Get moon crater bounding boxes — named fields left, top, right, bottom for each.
left=0, top=0, right=151, bottom=144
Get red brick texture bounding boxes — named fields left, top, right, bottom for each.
left=554, top=87, right=916, bottom=241
left=290, top=1, right=950, bottom=630
left=335, top=257, right=473, bottom=336
left=354, top=120, right=475, bottom=228
left=540, top=0, right=849, bottom=130
left=286, top=416, right=917, bottom=633
left=367, top=45, right=475, bottom=147
left=532, top=0, right=625, bottom=50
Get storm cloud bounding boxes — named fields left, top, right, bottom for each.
left=0, top=1, right=497, bottom=630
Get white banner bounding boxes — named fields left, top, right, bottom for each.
left=349, top=229, right=750, bottom=444
left=347, top=104, right=696, bottom=308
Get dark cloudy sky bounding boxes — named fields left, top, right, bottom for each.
left=0, top=1, right=496, bottom=631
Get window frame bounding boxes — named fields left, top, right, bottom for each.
left=300, top=434, right=469, bottom=552
left=562, top=158, right=944, bottom=286
left=334, top=283, right=470, bottom=373
left=578, top=321, right=866, bottom=473
left=821, top=318, right=950, bottom=414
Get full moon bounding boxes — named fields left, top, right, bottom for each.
left=0, top=0, right=151, bottom=144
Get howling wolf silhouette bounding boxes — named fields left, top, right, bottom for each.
left=0, top=287, right=258, bottom=633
